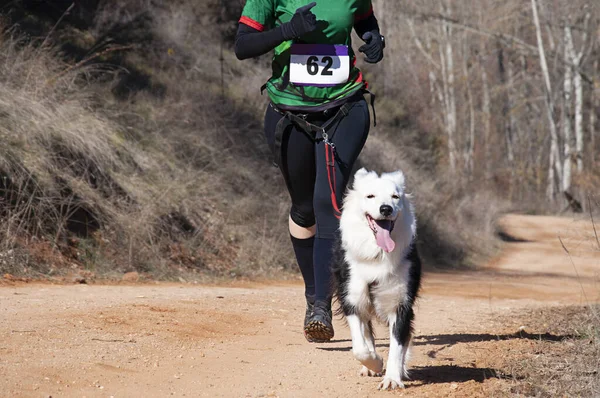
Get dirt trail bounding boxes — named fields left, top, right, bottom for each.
left=1, top=215, right=599, bottom=398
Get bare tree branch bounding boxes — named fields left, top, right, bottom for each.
left=398, top=8, right=594, bottom=85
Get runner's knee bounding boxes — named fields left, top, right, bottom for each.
left=290, top=204, right=315, bottom=228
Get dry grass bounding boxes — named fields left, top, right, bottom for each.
left=0, top=1, right=504, bottom=281
left=0, top=11, right=292, bottom=281
left=498, top=305, right=600, bottom=397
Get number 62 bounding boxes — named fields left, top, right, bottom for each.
left=306, top=56, right=333, bottom=76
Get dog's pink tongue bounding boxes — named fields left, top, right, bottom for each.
left=375, top=220, right=395, bottom=253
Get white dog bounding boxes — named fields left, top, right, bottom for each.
left=332, top=168, right=421, bottom=390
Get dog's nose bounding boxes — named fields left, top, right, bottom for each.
left=379, top=205, right=393, bottom=217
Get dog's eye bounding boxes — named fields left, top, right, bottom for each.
left=367, top=194, right=375, bottom=199
left=392, top=194, right=400, bottom=200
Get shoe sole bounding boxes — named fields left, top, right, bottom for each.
left=304, top=320, right=334, bottom=342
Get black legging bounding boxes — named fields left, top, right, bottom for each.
left=264, top=96, right=370, bottom=302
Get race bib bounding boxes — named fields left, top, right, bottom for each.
left=289, top=44, right=350, bottom=87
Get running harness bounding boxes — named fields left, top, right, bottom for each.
left=270, top=90, right=376, bottom=219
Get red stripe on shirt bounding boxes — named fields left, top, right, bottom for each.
left=357, top=71, right=368, bottom=89
left=239, top=16, right=265, bottom=32
left=354, top=5, right=374, bottom=22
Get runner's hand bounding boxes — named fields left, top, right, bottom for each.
left=359, top=31, right=385, bottom=64
left=281, top=2, right=318, bottom=40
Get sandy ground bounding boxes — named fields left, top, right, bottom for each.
left=1, top=214, right=599, bottom=397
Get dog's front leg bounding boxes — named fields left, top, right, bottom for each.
left=378, top=318, right=404, bottom=390
left=346, top=315, right=383, bottom=376
left=344, top=278, right=383, bottom=375
left=378, top=308, right=413, bottom=390
left=378, top=315, right=404, bottom=390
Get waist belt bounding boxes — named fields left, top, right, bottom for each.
left=271, top=89, right=376, bottom=168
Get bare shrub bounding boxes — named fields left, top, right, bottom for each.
left=0, top=0, right=526, bottom=279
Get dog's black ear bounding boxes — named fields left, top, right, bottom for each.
left=382, top=170, right=405, bottom=189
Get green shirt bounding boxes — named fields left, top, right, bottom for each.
left=240, top=0, right=373, bottom=111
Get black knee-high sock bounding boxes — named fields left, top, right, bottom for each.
left=313, top=237, right=335, bottom=304
left=290, top=235, right=316, bottom=304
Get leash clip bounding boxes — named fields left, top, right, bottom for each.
left=322, top=131, right=335, bottom=149
left=323, top=131, right=336, bottom=167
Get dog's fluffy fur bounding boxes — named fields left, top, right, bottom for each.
left=332, top=168, right=422, bottom=390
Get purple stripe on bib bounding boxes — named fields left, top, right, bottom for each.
left=290, top=44, right=349, bottom=56
left=294, top=83, right=340, bottom=87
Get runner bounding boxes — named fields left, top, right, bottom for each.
left=235, top=0, right=385, bottom=342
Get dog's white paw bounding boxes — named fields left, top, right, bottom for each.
left=359, top=355, right=383, bottom=374
left=353, top=349, right=383, bottom=374
left=359, top=365, right=382, bottom=377
left=377, top=377, right=405, bottom=391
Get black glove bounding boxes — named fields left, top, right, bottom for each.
left=280, top=2, right=318, bottom=40
left=358, top=31, right=385, bottom=64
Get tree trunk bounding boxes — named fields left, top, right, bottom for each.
left=437, top=0, right=457, bottom=173
left=520, top=53, right=537, bottom=172
left=547, top=141, right=557, bottom=200
left=507, top=56, right=518, bottom=153
left=592, top=59, right=598, bottom=166
left=462, top=35, right=475, bottom=176
left=498, top=46, right=515, bottom=167
left=531, top=0, right=561, bottom=201
left=563, top=25, right=574, bottom=192
left=565, top=12, right=590, bottom=174
left=480, top=47, right=492, bottom=178
left=444, top=22, right=457, bottom=173
left=574, top=67, right=584, bottom=173
left=564, top=25, right=585, bottom=173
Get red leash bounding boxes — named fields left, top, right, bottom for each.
left=323, top=133, right=342, bottom=220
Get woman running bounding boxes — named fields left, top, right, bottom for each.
left=235, top=0, right=385, bottom=342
